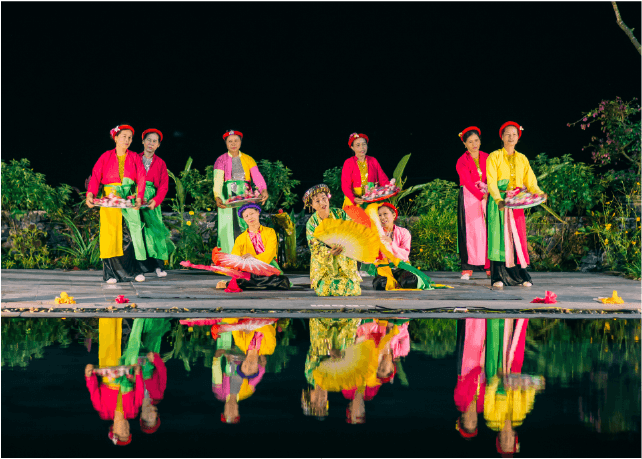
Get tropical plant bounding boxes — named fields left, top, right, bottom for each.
left=410, top=179, right=459, bottom=216
left=3, top=223, right=54, bottom=269
left=322, top=166, right=344, bottom=208
left=53, top=214, right=101, bottom=269
left=1, top=159, right=73, bottom=215
left=258, top=159, right=301, bottom=213
left=388, top=153, right=430, bottom=208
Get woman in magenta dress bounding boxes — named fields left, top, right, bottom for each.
left=456, top=126, right=490, bottom=280
left=341, top=132, right=390, bottom=209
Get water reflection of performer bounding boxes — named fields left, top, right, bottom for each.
left=140, top=352, right=165, bottom=434
left=212, top=319, right=276, bottom=423
left=454, top=319, right=486, bottom=440
left=85, top=318, right=144, bottom=446
left=302, top=318, right=361, bottom=420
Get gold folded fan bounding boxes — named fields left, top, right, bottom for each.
left=313, top=219, right=381, bottom=263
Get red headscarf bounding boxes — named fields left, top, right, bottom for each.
left=499, top=121, right=524, bottom=139
left=223, top=130, right=244, bottom=140
left=142, top=128, right=163, bottom=142
left=348, top=132, right=369, bottom=147
left=458, top=126, right=481, bottom=141
left=110, top=125, right=135, bottom=140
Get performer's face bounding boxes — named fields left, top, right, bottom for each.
left=311, top=193, right=329, bottom=213
left=350, top=138, right=368, bottom=159
left=502, top=126, right=519, bottom=148
left=226, top=135, right=242, bottom=152
left=378, top=206, right=395, bottom=228
left=241, top=208, right=260, bottom=225
left=143, top=133, right=161, bottom=154
left=114, top=130, right=133, bottom=149
left=464, top=133, right=480, bottom=154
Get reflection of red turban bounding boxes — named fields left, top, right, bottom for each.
left=140, top=415, right=161, bottom=434
left=142, top=128, right=163, bottom=141
left=378, top=202, right=398, bottom=221
left=499, top=121, right=523, bottom=139
left=223, top=130, right=243, bottom=139
left=348, top=132, right=369, bottom=147
left=458, top=126, right=481, bottom=140
left=108, top=426, right=132, bottom=445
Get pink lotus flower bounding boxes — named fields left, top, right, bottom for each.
left=115, top=295, right=129, bottom=304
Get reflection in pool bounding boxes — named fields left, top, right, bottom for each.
left=1, top=317, right=640, bottom=458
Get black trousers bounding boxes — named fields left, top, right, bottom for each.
left=373, top=268, right=418, bottom=290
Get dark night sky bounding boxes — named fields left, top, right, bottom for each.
left=2, top=2, right=640, bottom=210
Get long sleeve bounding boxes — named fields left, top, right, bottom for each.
left=212, top=357, right=223, bottom=386
left=132, top=372, right=144, bottom=413
left=145, top=353, right=167, bottom=400
left=486, top=152, right=503, bottom=205
left=152, top=158, right=169, bottom=205
left=521, top=155, right=544, bottom=195
left=213, top=169, right=225, bottom=199
left=370, top=157, right=390, bottom=186
left=341, top=158, right=356, bottom=203
left=85, top=374, right=103, bottom=412
left=249, top=166, right=267, bottom=192
left=391, top=226, right=411, bottom=262
left=87, top=154, right=107, bottom=197
left=456, top=155, right=484, bottom=201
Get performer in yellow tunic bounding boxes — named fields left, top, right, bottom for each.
left=304, top=184, right=361, bottom=297
left=217, top=203, right=290, bottom=290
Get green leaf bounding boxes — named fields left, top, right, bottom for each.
left=393, top=153, right=411, bottom=183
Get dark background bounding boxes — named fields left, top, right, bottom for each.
left=2, top=2, right=640, bottom=210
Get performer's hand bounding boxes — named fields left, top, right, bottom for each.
left=133, top=198, right=143, bottom=210
left=329, top=349, right=342, bottom=359
left=483, top=193, right=489, bottom=200
left=260, top=189, right=269, bottom=205
left=330, top=245, right=344, bottom=256
left=214, top=349, right=227, bottom=358
left=134, top=364, right=142, bottom=375
left=498, top=200, right=506, bottom=211
left=354, top=197, right=365, bottom=205
left=85, top=364, right=94, bottom=378
left=147, top=199, right=157, bottom=210
left=241, top=253, right=255, bottom=259
left=146, top=352, right=155, bottom=363
left=381, top=235, right=393, bottom=244
left=86, top=193, right=95, bottom=208
left=216, top=197, right=227, bottom=209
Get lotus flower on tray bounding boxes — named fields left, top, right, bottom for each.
left=224, top=183, right=263, bottom=206
left=93, top=193, right=148, bottom=208
left=504, top=187, right=546, bottom=209
left=361, top=178, right=400, bottom=202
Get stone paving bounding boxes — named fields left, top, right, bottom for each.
left=1, top=269, right=639, bottom=318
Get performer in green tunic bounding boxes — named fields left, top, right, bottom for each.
left=213, top=130, right=269, bottom=253
left=304, top=184, right=361, bottom=297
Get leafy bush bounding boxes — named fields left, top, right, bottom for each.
left=530, top=153, right=607, bottom=217
left=1, top=159, right=73, bottom=214
left=576, top=185, right=641, bottom=279
left=411, top=179, right=459, bottom=216
left=257, top=159, right=301, bottom=213
left=181, top=165, right=216, bottom=212
left=408, top=205, right=459, bottom=271
left=526, top=216, right=589, bottom=272
left=2, top=223, right=54, bottom=269
left=408, top=319, right=457, bottom=359
left=322, top=166, right=344, bottom=208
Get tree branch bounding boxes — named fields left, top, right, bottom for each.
left=612, top=2, right=641, bottom=54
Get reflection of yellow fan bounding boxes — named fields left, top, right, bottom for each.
left=313, top=219, right=381, bottom=263
left=313, top=340, right=379, bottom=392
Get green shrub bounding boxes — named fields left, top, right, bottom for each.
left=322, top=166, right=344, bottom=208
left=530, top=153, right=607, bottom=217
left=408, top=205, right=459, bottom=271
left=257, top=159, right=300, bottom=213
left=408, top=319, right=457, bottom=358
left=1, top=159, right=73, bottom=214
left=411, top=179, right=459, bottom=216
left=3, top=224, right=54, bottom=269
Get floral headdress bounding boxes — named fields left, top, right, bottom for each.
left=302, top=184, right=331, bottom=210
left=458, top=126, right=481, bottom=141
left=499, top=121, right=524, bottom=139
left=348, top=132, right=369, bottom=147
left=110, top=124, right=135, bottom=140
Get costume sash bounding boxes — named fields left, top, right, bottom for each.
left=98, top=318, right=133, bottom=393
left=217, top=180, right=249, bottom=253
left=462, top=185, right=487, bottom=266
left=100, top=179, right=146, bottom=260
left=120, top=319, right=171, bottom=379
left=461, top=319, right=486, bottom=377
left=140, top=181, right=174, bottom=260
left=487, top=179, right=529, bottom=266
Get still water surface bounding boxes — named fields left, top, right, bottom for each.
left=1, top=317, right=640, bottom=457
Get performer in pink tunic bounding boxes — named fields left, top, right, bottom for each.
left=455, top=126, right=490, bottom=280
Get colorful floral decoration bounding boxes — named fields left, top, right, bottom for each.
left=54, top=292, right=76, bottom=304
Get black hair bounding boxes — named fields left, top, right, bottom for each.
left=143, top=131, right=161, bottom=142
left=462, top=130, right=481, bottom=142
